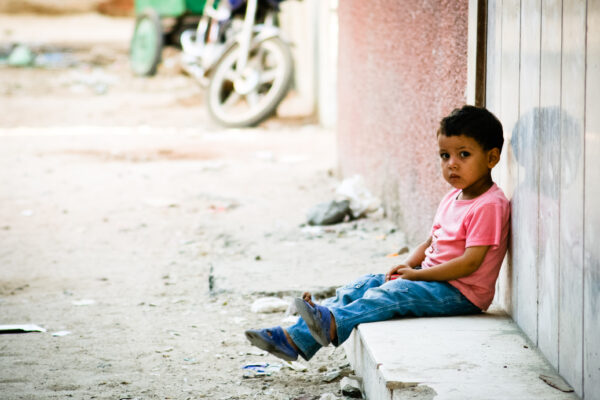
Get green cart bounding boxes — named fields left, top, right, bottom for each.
left=130, top=0, right=215, bottom=76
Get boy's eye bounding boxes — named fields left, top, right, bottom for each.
left=440, top=153, right=449, bottom=160
left=459, top=151, right=471, bottom=158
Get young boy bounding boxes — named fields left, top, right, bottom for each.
left=245, top=105, right=510, bottom=362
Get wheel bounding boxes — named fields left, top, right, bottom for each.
left=130, top=9, right=163, bottom=76
left=206, top=36, right=294, bottom=127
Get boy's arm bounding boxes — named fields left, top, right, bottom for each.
left=395, top=245, right=490, bottom=282
left=385, top=237, right=432, bottom=281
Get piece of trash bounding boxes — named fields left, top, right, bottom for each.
left=322, top=369, right=342, bottom=382
left=0, top=324, right=46, bottom=334
left=284, top=360, right=308, bottom=372
left=72, top=299, right=95, bottom=306
left=539, top=374, right=574, bottom=392
left=301, top=226, right=325, bottom=237
left=307, top=200, right=351, bottom=226
left=21, top=209, right=34, bottom=217
left=242, top=362, right=283, bottom=378
left=335, top=175, right=382, bottom=219
left=8, top=44, right=34, bottom=67
left=183, top=357, right=197, bottom=362
left=386, top=253, right=399, bottom=258
left=251, top=297, right=289, bottom=313
left=340, top=376, right=363, bottom=398
left=51, top=330, right=71, bottom=337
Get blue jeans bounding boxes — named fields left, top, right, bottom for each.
left=287, top=274, right=481, bottom=360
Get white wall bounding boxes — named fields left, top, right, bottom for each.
left=485, top=0, right=600, bottom=398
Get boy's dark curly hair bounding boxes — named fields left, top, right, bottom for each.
left=438, top=105, right=504, bottom=153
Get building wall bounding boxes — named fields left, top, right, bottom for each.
left=337, top=0, right=469, bottom=243
left=486, top=0, right=600, bottom=397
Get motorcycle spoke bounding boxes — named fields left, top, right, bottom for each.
left=259, top=68, right=278, bottom=85
left=246, top=90, right=260, bottom=107
left=223, top=91, right=242, bottom=108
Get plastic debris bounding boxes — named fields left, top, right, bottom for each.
left=335, top=175, right=382, bottom=218
left=250, top=297, right=289, bottom=313
left=284, top=360, right=308, bottom=372
left=242, top=362, right=283, bottom=378
left=8, top=44, right=34, bottom=67
left=21, top=209, right=34, bottom=217
left=72, top=299, right=96, bottom=306
left=0, top=324, right=46, bottom=334
left=322, top=369, right=342, bottom=382
left=340, top=376, right=362, bottom=398
left=51, top=330, right=71, bottom=337
left=307, top=200, right=350, bottom=226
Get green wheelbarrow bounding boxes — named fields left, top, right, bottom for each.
left=130, top=0, right=215, bottom=76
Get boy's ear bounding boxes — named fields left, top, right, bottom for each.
left=487, top=148, right=500, bottom=168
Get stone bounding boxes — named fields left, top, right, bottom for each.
left=307, top=200, right=350, bottom=226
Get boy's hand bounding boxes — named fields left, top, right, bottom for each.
left=385, top=264, right=412, bottom=281
left=394, top=267, right=420, bottom=281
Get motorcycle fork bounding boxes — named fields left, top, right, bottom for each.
left=236, top=0, right=258, bottom=73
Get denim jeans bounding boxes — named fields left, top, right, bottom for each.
left=287, top=273, right=481, bottom=360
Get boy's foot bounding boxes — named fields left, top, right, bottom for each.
left=244, top=326, right=299, bottom=361
left=294, top=298, right=333, bottom=347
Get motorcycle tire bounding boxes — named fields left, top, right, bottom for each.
left=130, top=9, right=163, bottom=76
left=206, top=36, right=294, bottom=128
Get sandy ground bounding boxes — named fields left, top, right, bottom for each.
left=0, top=13, right=408, bottom=400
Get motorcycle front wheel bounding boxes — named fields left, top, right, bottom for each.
left=206, top=37, right=293, bottom=128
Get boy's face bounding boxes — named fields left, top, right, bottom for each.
left=437, top=133, right=500, bottom=199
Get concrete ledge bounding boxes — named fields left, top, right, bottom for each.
left=343, top=307, right=579, bottom=399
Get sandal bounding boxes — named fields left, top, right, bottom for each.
left=244, top=326, right=298, bottom=361
left=294, top=298, right=332, bottom=347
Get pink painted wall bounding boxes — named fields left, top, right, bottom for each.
left=337, top=0, right=469, bottom=243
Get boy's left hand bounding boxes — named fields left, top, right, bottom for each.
left=394, top=267, right=420, bottom=281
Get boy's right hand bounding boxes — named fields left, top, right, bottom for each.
left=385, top=264, right=412, bottom=281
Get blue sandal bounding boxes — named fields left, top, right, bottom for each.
left=244, top=326, right=298, bottom=361
left=294, top=298, right=332, bottom=347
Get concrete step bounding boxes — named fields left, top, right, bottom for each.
left=342, top=307, right=579, bottom=400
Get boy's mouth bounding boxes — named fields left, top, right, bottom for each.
left=449, top=173, right=460, bottom=180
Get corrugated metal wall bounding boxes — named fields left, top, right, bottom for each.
left=485, top=0, right=599, bottom=397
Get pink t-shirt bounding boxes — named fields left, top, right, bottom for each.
left=422, top=183, right=510, bottom=310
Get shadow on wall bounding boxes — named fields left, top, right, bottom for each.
left=508, top=105, right=582, bottom=311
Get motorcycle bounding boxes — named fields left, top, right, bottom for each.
left=131, top=0, right=295, bottom=128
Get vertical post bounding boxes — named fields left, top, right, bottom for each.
left=467, top=0, right=487, bottom=106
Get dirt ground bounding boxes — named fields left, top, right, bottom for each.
left=0, top=13, right=408, bottom=400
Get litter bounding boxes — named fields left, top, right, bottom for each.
left=0, top=324, right=46, bottom=334
left=51, top=330, right=71, bottom=337
left=284, top=360, right=308, bottom=372
left=242, top=362, right=283, bottom=378
left=322, top=369, right=342, bottom=382
left=72, top=299, right=95, bottom=306
left=340, top=376, right=363, bottom=398
left=250, top=297, right=289, bottom=313
left=335, top=175, right=382, bottom=219
left=307, top=200, right=350, bottom=226
left=8, top=44, right=34, bottom=67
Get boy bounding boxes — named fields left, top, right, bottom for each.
left=245, top=105, right=510, bottom=361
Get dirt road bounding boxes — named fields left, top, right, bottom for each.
left=0, top=13, right=407, bottom=400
